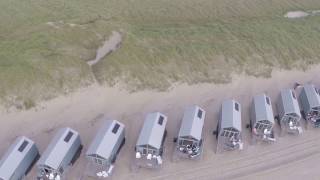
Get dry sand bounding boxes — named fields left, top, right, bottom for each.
left=1, top=65, right=320, bottom=180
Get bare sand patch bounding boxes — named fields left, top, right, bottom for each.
left=46, top=21, right=60, bottom=29
left=284, top=11, right=309, bottom=18
left=311, top=10, right=320, bottom=14
left=284, top=10, right=320, bottom=19
left=46, top=21, right=85, bottom=29
left=87, top=31, right=122, bottom=66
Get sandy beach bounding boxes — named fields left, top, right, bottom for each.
left=1, top=65, right=320, bottom=180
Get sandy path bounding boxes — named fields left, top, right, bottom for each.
left=87, top=31, right=122, bottom=66
left=1, top=65, right=320, bottom=180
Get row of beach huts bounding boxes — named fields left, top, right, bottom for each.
left=1, top=84, right=320, bottom=180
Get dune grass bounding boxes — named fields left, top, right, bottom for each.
left=1, top=0, right=320, bottom=108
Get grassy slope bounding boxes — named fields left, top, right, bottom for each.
left=94, top=0, right=320, bottom=90
left=0, top=0, right=320, bottom=107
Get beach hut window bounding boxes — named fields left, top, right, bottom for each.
left=292, top=91, right=296, bottom=99
left=95, top=158, right=103, bottom=165
left=143, top=149, right=147, bottom=155
left=197, top=109, right=203, bottom=119
left=158, top=116, right=164, bottom=125
left=266, top=97, right=270, bottom=105
left=64, top=131, right=73, bottom=143
left=18, top=140, right=28, bottom=152
left=112, top=123, right=120, bottom=134
left=235, top=103, right=239, bottom=111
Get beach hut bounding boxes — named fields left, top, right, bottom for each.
left=251, top=94, right=276, bottom=143
left=175, top=105, right=205, bottom=159
left=86, top=120, right=125, bottom=177
left=299, top=84, right=320, bottom=127
left=37, top=128, right=82, bottom=180
left=217, top=99, right=243, bottom=152
left=135, top=112, right=167, bottom=169
left=277, top=89, right=302, bottom=135
left=0, top=136, right=39, bottom=180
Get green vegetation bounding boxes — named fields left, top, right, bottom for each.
left=1, top=0, right=320, bottom=108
